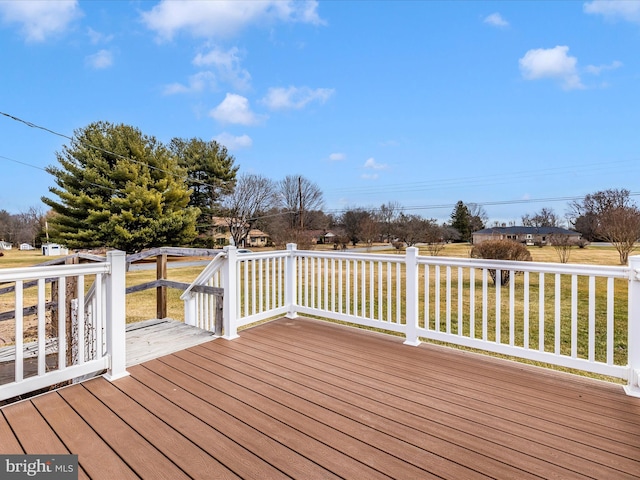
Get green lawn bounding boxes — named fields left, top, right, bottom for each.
left=1, top=243, right=635, bottom=384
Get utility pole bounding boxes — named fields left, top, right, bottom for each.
left=298, top=176, right=304, bottom=230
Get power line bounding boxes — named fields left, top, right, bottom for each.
left=0, top=154, right=48, bottom=173
left=0, top=111, right=214, bottom=191
left=2, top=111, right=639, bottom=222
left=327, top=159, right=640, bottom=196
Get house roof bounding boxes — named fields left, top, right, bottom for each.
left=473, top=226, right=579, bottom=236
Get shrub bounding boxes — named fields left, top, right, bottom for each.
left=470, top=239, right=532, bottom=286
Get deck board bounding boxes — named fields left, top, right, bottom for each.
left=237, top=320, right=640, bottom=478
left=31, top=392, right=138, bottom=480
left=58, top=383, right=190, bottom=479
left=125, top=318, right=215, bottom=366
left=1, top=316, right=640, bottom=479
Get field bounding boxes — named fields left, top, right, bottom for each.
left=0, top=243, right=633, bottom=328
left=0, top=243, right=635, bottom=383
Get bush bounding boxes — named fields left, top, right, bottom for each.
left=470, top=239, right=532, bottom=286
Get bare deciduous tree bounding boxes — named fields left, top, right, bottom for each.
left=278, top=175, right=324, bottom=230
left=571, top=189, right=640, bottom=264
left=394, top=213, right=430, bottom=247
left=424, top=220, right=446, bottom=256
left=522, top=207, right=561, bottom=228
left=220, top=174, right=276, bottom=247
left=358, top=215, right=379, bottom=250
left=549, top=234, right=575, bottom=263
left=467, top=203, right=488, bottom=232
left=340, top=208, right=373, bottom=246
left=0, top=207, right=45, bottom=246
left=377, top=201, right=403, bottom=243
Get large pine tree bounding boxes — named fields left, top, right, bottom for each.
left=450, top=200, right=472, bottom=242
left=42, top=121, right=199, bottom=252
left=169, top=137, right=238, bottom=238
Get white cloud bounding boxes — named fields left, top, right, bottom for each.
left=85, top=49, right=113, bottom=69
left=329, top=153, right=346, bottom=161
left=140, top=0, right=324, bottom=41
left=163, top=72, right=217, bottom=95
left=584, top=1, right=640, bottom=24
left=210, top=93, right=266, bottom=125
left=364, top=157, right=388, bottom=170
left=585, top=60, right=623, bottom=75
left=0, top=0, right=81, bottom=42
left=484, top=13, right=509, bottom=27
left=214, top=132, right=253, bottom=149
left=361, top=173, right=379, bottom=180
left=519, top=46, right=584, bottom=90
left=261, top=86, right=334, bottom=110
left=193, top=46, right=251, bottom=90
left=87, top=27, right=113, bottom=45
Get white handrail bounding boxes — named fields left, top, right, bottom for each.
left=0, top=250, right=127, bottom=401
left=180, top=250, right=227, bottom=300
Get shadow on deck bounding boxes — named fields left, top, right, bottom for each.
left=1, top=317, right=640, bottom=479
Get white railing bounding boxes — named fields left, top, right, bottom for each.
left=181, top=250, right=225, bottom=332
left=0, top=250, right=128, bottom=401
left=184, top=244, right=640, bottom=397
left=181, top=247, right=290, bottom=338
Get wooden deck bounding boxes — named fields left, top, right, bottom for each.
left=0, top=318, right=214, bottom=385
left=1, top=317, right=639, bottom=479
left=125, top=318, right=215, bottom=366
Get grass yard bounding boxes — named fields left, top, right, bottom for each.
left=0, top=243, right=636, bottom=383
left=0, top=242, right=636, bottom=341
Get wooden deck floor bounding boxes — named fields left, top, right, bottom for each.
left=1, top=317, right=639, bottom=479
left=125, top=318, right=215, bottom=366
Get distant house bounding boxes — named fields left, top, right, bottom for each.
left=243, top=229, right=266, bottom=247
left=41, top=243, right=69, bottom=256
left=307, top=230, right=338, bottom=245
left=472, top=226, right=581, bottom=246
left=19, top=243, right=35, bottom=251
left=210, top=217, right=270, bottom=248
left=0, top=241, right=11, bottom=250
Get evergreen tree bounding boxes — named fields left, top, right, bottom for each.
left=450, top=200, right=472, bottom=242
left=169, top=138, right=238, bottom=238
left=42, top=122, right=199, bottom=252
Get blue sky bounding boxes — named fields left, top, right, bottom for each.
left=1, top=0, right=639, bottom=224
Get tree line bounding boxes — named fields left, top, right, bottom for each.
left=2, top=121, right=639, bottom=264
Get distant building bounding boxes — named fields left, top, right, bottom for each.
left=0, top=241, right=11, bottom=250
left=472, top=226, right=581, bottom=246
left=19, top=243, right=35, bottom=251
left=246, top=229, right=269, bottom=248
left=307, top=230, right=338, bottom=245
left=41, top=243, right=69, bottom=256
left=211, top=217, right=270, bottom=248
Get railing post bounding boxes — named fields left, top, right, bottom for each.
left=104, top=250, right=129, bottom=381
left=223, top=246, right=240, bottom=340
left=183, top=294, right=196, bottom=327
left=625, top=255, right=640, bottom=397
left=156, top=252, right=167, bottom=319
left=285, top=243, right=298, bottom=319
left=404, top=246, right=421, bottom=346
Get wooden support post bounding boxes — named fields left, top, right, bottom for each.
left=157, top=253, right=167, bottom=319
left=65, top=256, right=78, bottom=365
left=214, top=294, right=224, bottom=336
